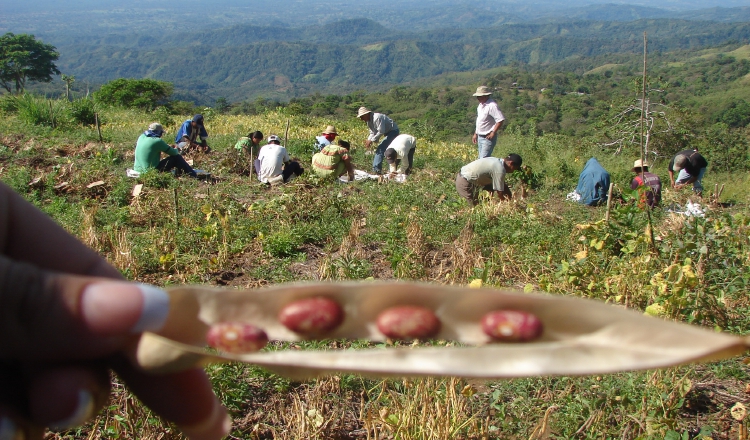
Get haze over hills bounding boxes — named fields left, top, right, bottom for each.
left=3, top=0, right=750, bottom=104
left=4, top=0, right=750, bottom=35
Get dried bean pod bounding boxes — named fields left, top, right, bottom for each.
left=206, top=322, right=268, bottom=353
left=278, top=297, right=344, bottom=336
left=376, top=306, right=441, bottom=339
left=481, top=310, right=543, bottom=342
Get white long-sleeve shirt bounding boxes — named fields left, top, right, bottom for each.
left=475, top=99, right=505, bottom=136
left=367, top=112, right=398, bottom=142
left=387, top=134, right=416, bottom=173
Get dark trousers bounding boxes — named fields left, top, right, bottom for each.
left=156, top=155, right=197, bottom=177
left=398, top=146, right=416, bottom=174
left=283, top=161, right=304, bottom=182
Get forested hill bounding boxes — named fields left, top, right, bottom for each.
left=49, top=17, right=750, bottom=103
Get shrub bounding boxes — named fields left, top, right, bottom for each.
left=0, top=94, right=17, bottom=113
left=15, top=94, right=69, bottom=127
left=70, top=98, right=98, bottom=126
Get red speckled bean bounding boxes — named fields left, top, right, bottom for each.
left=206, top=322, right=268, bottom=353
left=278, top=297, right=344, bottom=335
left=376, top=306, right=441, bottom=339
left=481, top=310, right=543, bottom=342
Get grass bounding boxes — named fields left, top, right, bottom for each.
left=1, top=104, right=750, bottom=439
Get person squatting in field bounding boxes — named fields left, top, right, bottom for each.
left=357, top=107, right=399, bottom=174
left=384, top=134, right=417, bottom=175
left=134, top=123, right=198, bottom=178
left=311, top=140, right=355, bottom=182
left=472, top=86, right=505, bottom=159
left=257, top=135, right=304, bottom=185
left=175, top=114, right=211, bottom=153
left=630, top=159, right=662, bottom=208
left=234, top=130, right=264, bottom=175
left=313, top=126, right=339, bottom=152
left=455, top=154, right=522, bottom=206
left=668, top=149, right=708, bottom=195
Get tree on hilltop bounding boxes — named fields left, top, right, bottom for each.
left=94, top=78, right=173, bottom=111
left=0, top=33, right=60, bottom=94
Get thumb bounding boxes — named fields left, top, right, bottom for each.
left=0, top=255, right=170, bottom=361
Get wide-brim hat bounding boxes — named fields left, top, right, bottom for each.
left=322, top=125, right=338, bottom=135
left=631, top=159, right=649, bottom=172
left=673, top=154, right=689, bottom=173
left=356, top=107, right=372, bottom=118
left=472, top=86, right=492, bottom=96
left=148, top=122, right=164, bottom=132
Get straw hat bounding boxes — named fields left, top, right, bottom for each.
left=356, top=107, right=372, bottom=118
left=472, top=86, right=492, bottom=96
left=631, top=159, right=649, bottom=172
left=322, top=125, right=338, bottom=135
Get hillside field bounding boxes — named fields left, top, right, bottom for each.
left=1, top=105, right=750, bottom=439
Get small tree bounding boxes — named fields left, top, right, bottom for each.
left=0, top=33, right=60, bottom=94
left=94, top=78, right=173, bottom=111
left=61, top=74, right=75, bottom=101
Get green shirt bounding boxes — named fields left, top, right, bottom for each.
left=134, top=134, right=179, bottom=172
left=312, top=144, right=350, bottom=177
left=234, top=137, right=259, bottom=156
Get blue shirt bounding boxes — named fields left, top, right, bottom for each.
left=576, top=158, right=611, bottom=206
left=174, top=119, right=209, bottom=143
left=314, top=135, right=331, bottom=152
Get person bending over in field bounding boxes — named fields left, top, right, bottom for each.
left=257, top=135, right=304, bottom=184
left=668, top=149, right=708, bottom=195
left=134, top=123, right=198, bottom=178
left=234, top=130, right=264, bottom=175
left=312, top=140, right=355, bottom=182
left=455, top=154, right=522, bottom=206
left=384, top=134, right=417, bottom=176
left=357, top=107, right=399, bottom=174
left=174, top=114, right=211, bottom=154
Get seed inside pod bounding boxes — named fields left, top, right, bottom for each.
left=278, top=297, right=344, bottom=335
left=376, top=306, right=441, bottom=339
left=481, top=310, right=543, bottom=342
left=206, top=322, right=269, bottom=353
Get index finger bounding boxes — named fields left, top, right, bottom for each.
left=0, top=183, right=122, bottom=279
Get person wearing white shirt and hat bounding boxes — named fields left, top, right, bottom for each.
left=471, top=86, right=505, bottom=159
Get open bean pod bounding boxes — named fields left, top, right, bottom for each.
left=131, top=282, right=749, bottom=379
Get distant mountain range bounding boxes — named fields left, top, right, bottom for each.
left=3, top=0, right=750, bottom=103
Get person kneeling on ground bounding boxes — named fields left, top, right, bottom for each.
left=668, top=149, right=708, bottom=195
left=631, top=159, right=662, bottom=208
left=175, top=114, right=211, bottom=153
left=134, top=123, right=198, bottom=178
left=455, top=154, right=522, bottom=206
left=384, top=134, right=416, bottom=175
left=234, top=130, right=264, bottom=175
left=257, top=135, right=304, bottom=184
left=575, top=157, right=611, bottom=206
left=312, top=140, right=355, bottom=182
